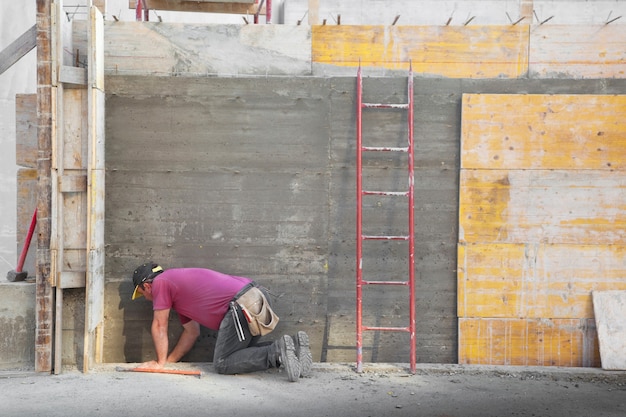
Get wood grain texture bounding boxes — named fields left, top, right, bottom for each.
left=458, top=243, right=626, bottom=318
left=459, top=93, right=626, bottom=367
left=459, top=318, right=600, bottom=367
left=459, top=169, right=626, bottom=245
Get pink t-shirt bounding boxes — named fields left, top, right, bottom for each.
left=151, top=268, right=252, bottom=330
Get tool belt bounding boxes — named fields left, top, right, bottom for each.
left=231, top=282, right=279, bottom=339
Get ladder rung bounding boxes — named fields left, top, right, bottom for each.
left=363, top=191, right=408, bottom=196
left=362, top=146, right=409, bottom=152
left=363, top=326, right=411, bottom=333
left=362, top=235, right=409, bottom=241
left=363, top=103, right=409, bottom=110
left=363, top=280, right=409, bottom=286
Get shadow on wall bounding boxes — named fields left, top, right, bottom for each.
left=116, top=279, right=217, bottom=363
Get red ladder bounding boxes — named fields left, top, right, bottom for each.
left=355, top=65, right=416, bottom=374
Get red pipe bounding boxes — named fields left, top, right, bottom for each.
left=16, top=208, right=37, bottom=273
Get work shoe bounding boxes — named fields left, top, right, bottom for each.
left=294, top=331, right=312, bottom=377
left=278, top=334, right=300, bottom=382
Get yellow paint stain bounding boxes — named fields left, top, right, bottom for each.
left=459, top=243, right=626, bottom=319
left=312, top=25, right=529, bottom=78
left=461, top=94, right=626, bottom=171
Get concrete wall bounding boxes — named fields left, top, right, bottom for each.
left=0, top=282, right=35, bottom=370
left=101, top=74, right=626, bottom=366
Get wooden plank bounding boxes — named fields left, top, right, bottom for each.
left=461, top=94, right=626, bottom=170
left=36, top=0, right=54, bottom=374
left=59, top=66, right=87, bottom=85
left=62, top=89, right=87, bottom=169
left=0, top=24, right=37, bottom=75
left=85, top=5, right=106, bottom=372
left=458, top=318, right=600, bottom=367
left=458, top=243, right=626, bottom=319
left=593, top=291, right=626, bottom=370
left=459, top=169, right=626, bottom=245
left=16, top=94, right=38, bottom=169
left=58, top=271, right=86, bottom=289
left=312, top=25, right=529, bottom=77
left=128, top=0, right=262, bottom=14
left=530, top=25, right=626, bottom=78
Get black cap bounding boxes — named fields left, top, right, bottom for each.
left=131, top=262, right=164, bottom=300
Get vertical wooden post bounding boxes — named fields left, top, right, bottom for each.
left=84, top=5, right=106, bottom=372
left=520, top=0, right=534, bottom=23
left=35, top=0, right=54, bottom=373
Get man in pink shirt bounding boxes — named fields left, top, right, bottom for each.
left=130, top=262, right=312, bottom=382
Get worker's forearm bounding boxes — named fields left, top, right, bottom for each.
left=151, top=321, right=169, bottom=366
left=167, top=328, right=199, bottom=363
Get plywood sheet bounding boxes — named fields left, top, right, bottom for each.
left=459, top=318, right=600, bottom=367
left=529, top=25, right=626, bottom=79
left=592, top=291, right=626, bottom=370
left=458, top=243, right=626, bottom=318
left=312, top=25, right=528, bottom=77
left=461, top=94, right=626, bottom=171
left=459, top=169, right=626, bottom=245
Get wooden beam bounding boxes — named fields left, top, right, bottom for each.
left=35, top=0, right=54, bottom=374
left=0, top=24, right=37, bottom=75
left=84, top=5, right=106, bottom=373
left=128, top=0, right=263, bottom=15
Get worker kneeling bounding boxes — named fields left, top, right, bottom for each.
left=129, top=262, right=312, bottom=382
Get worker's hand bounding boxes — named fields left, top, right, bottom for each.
left=136, top=360, right=164, bottom=370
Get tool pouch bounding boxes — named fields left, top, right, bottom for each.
left=235, top=286, right=279, bottom=336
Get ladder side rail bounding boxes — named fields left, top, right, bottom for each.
left=407, top=66, right=416, bottom=374
left=356, top=65, right=364, bottom=374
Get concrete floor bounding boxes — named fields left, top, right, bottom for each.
left=1, top=363, right=625, bottom=417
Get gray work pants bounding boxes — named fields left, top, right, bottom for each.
left=213, top=294, right=278, bottom=375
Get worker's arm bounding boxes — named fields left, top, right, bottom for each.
left=167, top=320, right=201, bottom=363
left=137, top=308, right=170, bottom=369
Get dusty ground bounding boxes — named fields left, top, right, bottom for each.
left=1, top=363, right=625, bottom=417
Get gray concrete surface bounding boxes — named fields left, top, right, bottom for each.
left=1, top=363, right=625, bottom=417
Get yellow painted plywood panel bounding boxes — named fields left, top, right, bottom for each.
left=312, top=25, right=529, bottom=78
left=459, top=169, right=626, bottom=245
left=459, top=318, right=600, bottom=367
left=530, top=25, right=626, bottom=78
left=461, top=94, right=626, bottom=171
left=458, top=243, right=626, bottom=319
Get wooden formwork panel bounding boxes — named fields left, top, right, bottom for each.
left=458, top=243, right=626, bottom=319
left=312, top=25, right=529, bottom=77
left=459, top=169, right=626, bottom=245
left=458, top=94, right=626, bottom=367
left=458, top=318, right=600, bottom=367
left=461, top=94, right=626, bottom=171
left=529, top=25, right=626, bottom=78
